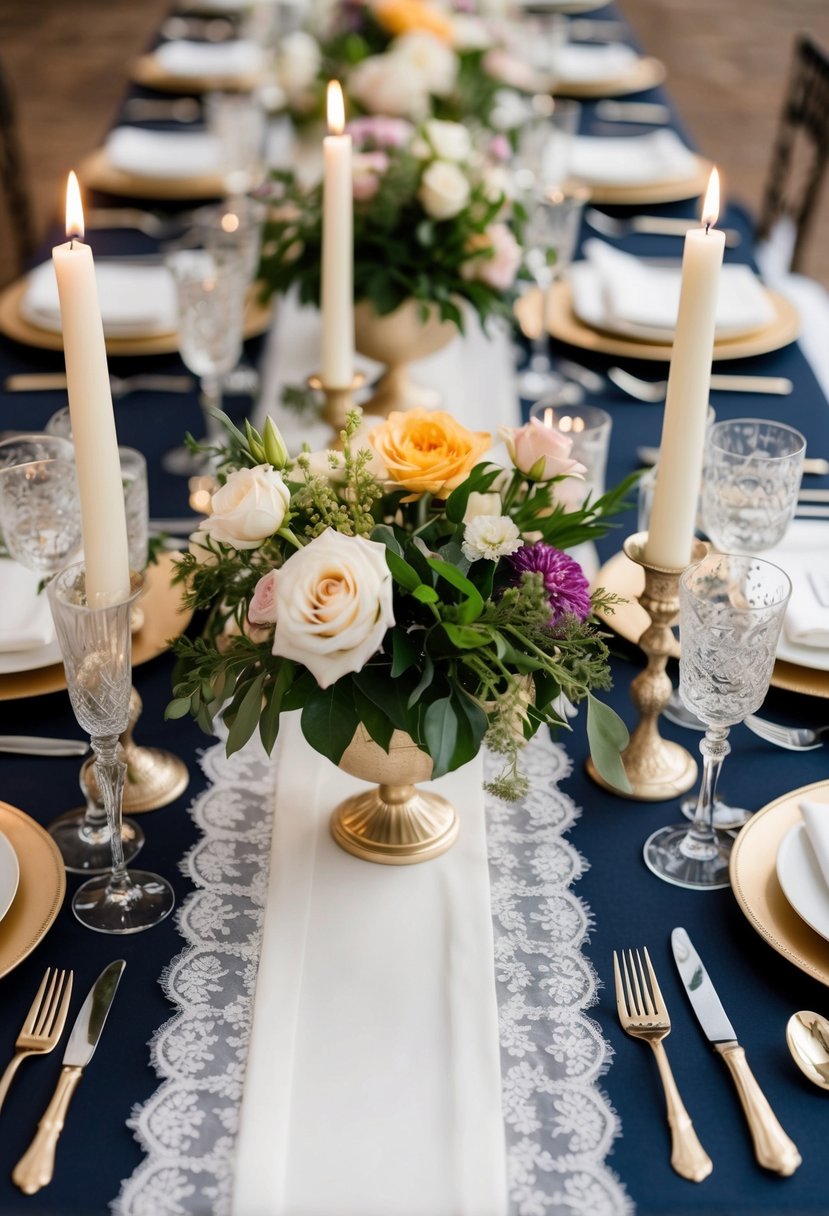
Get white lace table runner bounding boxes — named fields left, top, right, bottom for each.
left=114, top=731, right=631, bottom=1216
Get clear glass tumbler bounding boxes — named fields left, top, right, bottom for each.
left=528, top=400, right=612, bottom=504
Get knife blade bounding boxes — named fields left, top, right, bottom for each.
left=12, top=960, right=126, bottom=1195
left=0, top=735, right=89, bottom=757
left=671, top=928, right=800, bottom=1176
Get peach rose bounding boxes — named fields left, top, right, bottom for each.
left=369, top=409, right=491, bottom=498
left=499, top=419, right=587, bottom=483
left=373, top=0, right=454, bottom=43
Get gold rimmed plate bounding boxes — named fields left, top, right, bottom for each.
left=78, top=146, right=227, bottom=203
left=730, top=781, right=829, bottom=988
left=593, top=548, right=829, bottom=698
left=131, top=53, right=263, bottom=95
left=567, top=154, right=711, bottom=207
left=0, top=802, right=65, bottom=980
left=0, top=275, right=272, bottom=356
left=0, top=553, right=193, bottom=701
left=555, top=54, right=666, bottom=99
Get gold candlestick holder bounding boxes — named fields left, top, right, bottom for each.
left=308, top=372, right=366, bottom=442
left=587, top=531, right=707, bottom=801
left=82, top=687, right=190, bottom=813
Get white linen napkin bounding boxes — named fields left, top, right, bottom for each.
left=553, top=42, right=638, bottom=83
left=153, top=39, right=266, bottom=79
left=20, top=260, right=177, bottom=338
left=800, top=802, right=829, bottom=889
left=569, top=129, right=698, bottom=186
left=232, top=713, right=507, bottom=1216
left=105, top=126, right=222, bottom=180
left=0, top=560, right=55, bottom=652
left=571, top=239, right=775, bottom=338
left=780, top=545, right=829, bottom=649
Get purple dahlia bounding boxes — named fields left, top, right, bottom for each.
left=509, top=542, right=592, bottom=625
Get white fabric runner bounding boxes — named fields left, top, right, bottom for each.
left=232, top=713, right=508, bottom=1216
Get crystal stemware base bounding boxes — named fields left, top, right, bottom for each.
left=49, top=808, right=144, bottom=875
left=643, top=822, right=732, bottom=890
left=72, top=868, right=175, bottom=934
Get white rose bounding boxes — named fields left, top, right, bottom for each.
left=461, top=515, right=522, bottom=562
left=424, top=118, right=471, bottom=163
left=450, top=15, right=493, bottom=51
left=418, top=159, right=471, bottom=220
left=463, top=491, right=503, bottom=522
left=276, top=31, right=322, bottom=105
left=202, top=464, right=291, bottom=550
left=349, top=55, right=430, bottom=118
left=390, top=32, right=458, bottom=97
left=271, top=529, right=395, bottom=688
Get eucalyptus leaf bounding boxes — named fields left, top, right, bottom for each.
left=226, top=674, right=265, bottom=757
left=586, top=694, right=631, bottom=793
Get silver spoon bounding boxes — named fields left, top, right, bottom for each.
left=786, top=1011, right=829, bottom=1089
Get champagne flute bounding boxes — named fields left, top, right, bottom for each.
left=643, top=553, right=791, bottom=890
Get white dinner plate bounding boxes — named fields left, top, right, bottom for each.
left=777, top=822, right=829, bottom=944
left=0, top=638, right=62, bottom=677
left=0, top=828, right=21, bottom=926
left=765, top=521, right=829, bottom=673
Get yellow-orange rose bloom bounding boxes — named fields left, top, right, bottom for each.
left=369, top=409, right=491, bottom=498
left=373, top=0, right=454, bottom=43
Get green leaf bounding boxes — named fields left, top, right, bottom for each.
left=352, top=682, right=394, bottom=751
left=451, top=689, right=488, bottom=769
left=586, top=694, right=631, bottom=794
left=354, top=666, right=413, bottom=733
left=282, top=670, right=316, bottom=711
left=165, top=697, right=193, bottom=721
left=301, top=680, right=360, bottom=765
left=427, top=557, right=484, bottom=623
left=412, top=584, right=439, bottom=604
left=226, top=674, right=265, bottom=757
left=441, top=623, right=491, bottom=650
left=423, top=695, right=458, bottom=779
left=444, top=463, right=501, bottom=524
left=259, top=663, right=293, bottom=755
left=385, top=548, right=422, bottom=593
left=371, top=523, right=404, bottom=557
left=391, top=629, right=419, bottom=677
left=407, top=654, right=434, bottom=707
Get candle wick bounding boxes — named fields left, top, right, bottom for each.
left=705, top=222, right=710, bottom=235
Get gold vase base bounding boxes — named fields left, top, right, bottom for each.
left=82, top=748, right=190, bottom=814
left=361, top=366, right=442, bottom=416
left=330, top=783, right=458, bottom=865
left=586, top=742, right=698, bottom=802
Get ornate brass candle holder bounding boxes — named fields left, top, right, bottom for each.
left=82, top=687, right=189, bottom=813
left=308, top=372, right=366, bottom=443
left=587, top=531, right=707, bottom=802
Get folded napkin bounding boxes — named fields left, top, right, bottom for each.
left=569, top=129, right=698, bottom=186
left=153, top=39, right=266, bottom=79
left=233, top=713, right=507, bottom=1216
left=780, top=543, right=829, bottom=650
left=800, top=802, right=829, bottom=889
left=21, top=260, right=177, bottom=338
left=0, top=561, right=55, bottom=653
left=572, top=239, right=775, bottom=338
left=105, top=126, right=222, bottom=180
left=553, top=42, right=638, bottom=83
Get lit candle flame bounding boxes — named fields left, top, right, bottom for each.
left=327, top=80, right=345, bottom=136
left=701, top=167, right=720, bottom=231
left=65, top=170, right=84, bottom=241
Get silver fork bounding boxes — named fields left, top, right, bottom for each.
left=85, top=206, right=215, bottom=240
left=608, top=367, right=794, bottom=401
left=744, top=715, right=829, bottom=751
left=586, top=207, right=741, bottom=247
left=0, top=969, right=74, bottom=1115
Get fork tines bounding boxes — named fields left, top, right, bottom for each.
left=613, top=947, right=666, bottom=1022
left=26, top=969, right=70, bottom=1039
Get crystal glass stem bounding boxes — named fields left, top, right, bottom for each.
left=681, top=727, right=731, bottom=861
left=92, top=734, right=130, bottom=894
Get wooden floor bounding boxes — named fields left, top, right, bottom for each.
left=0, top=0, right=828, bottom=284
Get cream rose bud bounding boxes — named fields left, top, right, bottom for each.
left=499, top=419, right=588, bottom=482
left=270, top=529, right=395, bottom=688
left=203, top=464, right=291, bottom=550
left=424, top=119, right=472, bottom=163
left=463, top=491, right=503, bottom=522
left=249, top=569, right=279, bottom=625
left=418, top=160, right=471, bottom=220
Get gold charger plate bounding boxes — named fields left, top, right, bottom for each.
left=0, top=801, right=66, bottom=980
left=0, top=275, right=272, bottom=356
left=545, top=279, right=800, bottom=362
left=79, top=147, right=227, bottom=203
left=594, top=548, right=829, bottom=698
left=131, top=53, right=262, bottom=95
left=567, top=155, right=711, bottom=207
left=730, top=781, right=829, bottom=987
left=0, top=552, right=193, bottom=701
left=556, top=55, right=666, bottom=100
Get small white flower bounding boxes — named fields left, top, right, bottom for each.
left=462, top=515, right=522, bottom=561
left=418, top=159, right=471, bottom=220
left=390, top=32, right=458, bottom=97
left=424, top=118, right=471, bottom=162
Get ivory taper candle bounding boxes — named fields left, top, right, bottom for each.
left=52, top=172, right=130, bottom=605
left=644, top=169, right=726, bottom=569
left=320, top=80, right=354, bottom=389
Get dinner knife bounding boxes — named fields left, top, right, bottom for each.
left=637, top=448, right=829, bottom=477
left=4, top=373, right=193, bottom=393
left=12, top=960, right=126, bottom=1195
left=671, top=928, right=801, bottom=1176
left=0, top=736, right=89, bottom=757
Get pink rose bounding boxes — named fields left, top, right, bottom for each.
left=249, top=569, right=279, bottom=625
left=499, top=419, right=588, bottom=482
left=462, top=222, right=521, bottom=292
left=487, top=134, right=511, bottom=163
left=347, top=116, right=414, bottom=149
left=352, top=151, right=389, bottom=201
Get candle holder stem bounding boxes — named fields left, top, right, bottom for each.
left=587, top=531, right=706, bottom=801
left=308, top=372, right=365, bottom=443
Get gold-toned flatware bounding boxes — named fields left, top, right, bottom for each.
left=4, top=373, right=195, bottom=396
left=613, top=947, right=713, bottom=1182
left=0, top=969, right=73, bottom=1116
left=609, top=367, right=793, bottom=400
left=786, top=1011, right=829, bottom=1089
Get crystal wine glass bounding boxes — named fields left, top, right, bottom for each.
left=47, top=562, right=174, bottom=932
left=643, top=553, right=791, bottom=890
left=0, top=435, right=82, bottom=575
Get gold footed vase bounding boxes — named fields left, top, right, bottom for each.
left=331, top=727, right=458, bottom=865
left=354, top=299, right=458, bottom=416
left=82, top=687, right=190, bottom=813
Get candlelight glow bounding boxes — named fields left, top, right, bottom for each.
left=65, top=171, right=84, bottom=240
left=327, top=80, right=345, bottom=136
left=701, top=167, right=720, bottom=230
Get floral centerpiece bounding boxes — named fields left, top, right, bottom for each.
left=168, top=408, right=633, bottom=801
left=259, top=115, right=520, bottom=331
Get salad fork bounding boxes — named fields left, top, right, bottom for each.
left=0, top=969, right=73, bottom=1115
left=613, top=948, right=712, bottom=1182
left=744, top=715, right=829, bottom=751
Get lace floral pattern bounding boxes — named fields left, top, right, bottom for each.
left=115, top=732, right=631, bottom=1216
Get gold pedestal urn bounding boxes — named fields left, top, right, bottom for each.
left=354, top=299, right=458, bottom=416
left=331, top=726, right=458, bottom=865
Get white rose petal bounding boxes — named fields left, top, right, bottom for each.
left=349, top=55, right=430, bottom=118
left=418, top=159, right=471, bottom=220
left=461, top=514, right=522, bottom=562
left=463, top=491, right=503, bottom=522
left=276, top=31, right=322, bottom=104
left=391, top=32, right=458, bottom=97
left=271, top=529, right=395, bottom=687
left=203, top=464, right=291, bottom=550
left=424, top=118, right=472, bottom=162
